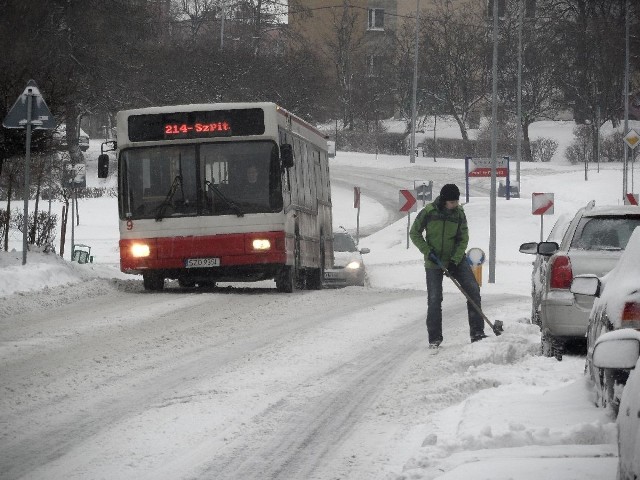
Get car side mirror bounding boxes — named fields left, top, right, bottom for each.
left=98, top=154, right=110, bottom=178
left=519, top=242, right=538, bottom=255
left=537, top=241, right=559, bottom=256
left=570, top=275, right=601, bottom=297
left=280, top=144, right=294, bottom=169
left=359, top=247, right=370, bottom=254
left=592, top=332, right=640, bottom=370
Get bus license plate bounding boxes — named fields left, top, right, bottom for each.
left=186, top=257, right=220, bottom=268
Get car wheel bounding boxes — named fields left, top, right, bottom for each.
left=599, top=369, right=629, bottom=415
left=541, top=329, right=564, bottom=361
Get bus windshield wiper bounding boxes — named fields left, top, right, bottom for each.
left=206, top=181, right=245, bottom=217
left=155, top=175, right=183, bottom=221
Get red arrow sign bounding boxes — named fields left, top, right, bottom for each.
left=399, top=189, right=417, bottom=212
left=532, top=192, right=554, bottom=215
left=626, top=193, right=639, bottom=205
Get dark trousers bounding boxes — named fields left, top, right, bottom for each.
left=425, top=260, right=484, bottom=343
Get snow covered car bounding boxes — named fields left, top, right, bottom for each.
left=519, top=202, right=640, bottom=360
left=53, top=124, right=90, bottom=152
left=323, top=231, right=370, bottom=287
left=590, top=329, right=640, bottom=478
left=570, top=226, right=640, bottom=411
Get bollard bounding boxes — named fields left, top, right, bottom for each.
left=472, top=264, right=482, bottom=286
left=467, top=247, right=486, bottom=288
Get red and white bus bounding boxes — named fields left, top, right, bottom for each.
left=98, top=102, right=333, bottom=292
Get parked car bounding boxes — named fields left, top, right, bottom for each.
left=570, top=226, right=640, bottom=410
left=519, top=201, right=640, bottom=360
left=323, top=231, right=370, bottom=287
left=590, top=329, right=640, bottom=478
left=53, top=124, right=90, bottom=152
left=498, top=180, right=520, bottom=198
left=525, top=212, right=573, bottom=328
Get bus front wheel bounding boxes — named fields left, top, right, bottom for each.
left=143, top=273, right=165, bottom=291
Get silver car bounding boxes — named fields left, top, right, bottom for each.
left=520, top=202, right=640, bottom=360
left=323, top=231, right=370, bottom=287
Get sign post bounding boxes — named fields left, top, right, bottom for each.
left=465, top=156, right=510, bottom=285
left=399, top=189, right=417, bottom=249
left=624, top=129, right=639, bottom=199
left=2, top=80, right=56, bottom=265
left=354, top=186, right=361, bottom=244
left=532, top=192, right=555, bottom=241
left=414, top=180, right=433, bottom=205
left=465, top=156, right=510, bottom=202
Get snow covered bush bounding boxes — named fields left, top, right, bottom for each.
left=565, top=125, right=593, bottom=165
left=530, top=138, right=558, bottom=162
left=600, top=131, right=624, bottom=162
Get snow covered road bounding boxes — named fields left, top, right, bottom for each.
left=0, top=278, right=533, bottom=480
left=1, top=281, right=428, bottom=479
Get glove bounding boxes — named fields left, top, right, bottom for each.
left=446, top=260, right=458, bottom=273
left=428, top=251, right=440, bottom=264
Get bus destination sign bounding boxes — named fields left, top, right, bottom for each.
left=164, top=121, right=231, bottom=136
left=128, top=108, right=265, bottom=142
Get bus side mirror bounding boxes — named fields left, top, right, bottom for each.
left=280, top=144, right=294, bottom=169
left=98, top=154, right=110, bottom=178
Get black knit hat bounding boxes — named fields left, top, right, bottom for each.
left=440, top=184, right=460, bottom=202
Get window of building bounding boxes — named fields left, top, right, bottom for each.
left=368, top=8, right=384, bottom=30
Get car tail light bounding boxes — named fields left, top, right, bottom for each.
left=621, top=302, right=640, bottom=329
left=549, top=255, right=573, bottom=289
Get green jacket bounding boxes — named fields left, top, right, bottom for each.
left=410, top=196, right=469, bottom=269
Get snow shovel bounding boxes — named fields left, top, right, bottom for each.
left=429, top=253, right=504, bottom=336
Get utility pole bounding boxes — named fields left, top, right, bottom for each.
left=489, top=0, right=499, bottom=284
left=516, top=0, right=523, bottom=185
left=623, top=0, right=630, bottom=199
left=410, top=0, right=419, bottom=164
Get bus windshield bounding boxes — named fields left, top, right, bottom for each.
left=120, top=140, right=283, bottom=220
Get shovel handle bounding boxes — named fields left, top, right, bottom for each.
left=430, top=253, right=502, bottom=336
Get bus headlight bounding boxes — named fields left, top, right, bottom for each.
left=252, top=239, right=271, bottom=250
left=131, top=243, right=151, bottom=257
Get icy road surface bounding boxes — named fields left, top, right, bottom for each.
left=0, top=278, right=525, bottom=480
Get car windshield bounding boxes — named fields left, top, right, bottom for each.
left=334, top=233, right=357, bottom=252
left=571, top=216, right=640, bottom=251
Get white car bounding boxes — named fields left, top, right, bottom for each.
left=591, top=330, right=640, bottom=479
left=571, top=226, right=640, bottom=410
left=323, top=231, right=370, bottom=287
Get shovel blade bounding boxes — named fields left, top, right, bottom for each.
left=493, top=319, right=504, bottom=336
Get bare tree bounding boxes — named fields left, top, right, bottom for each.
left=420, top=0, right=490, bottom=141
left=497, top=2, right=566, bottom=161
left=547, top=0, right=638, bottom=125
left=320, top=3, right=367, bottom=130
